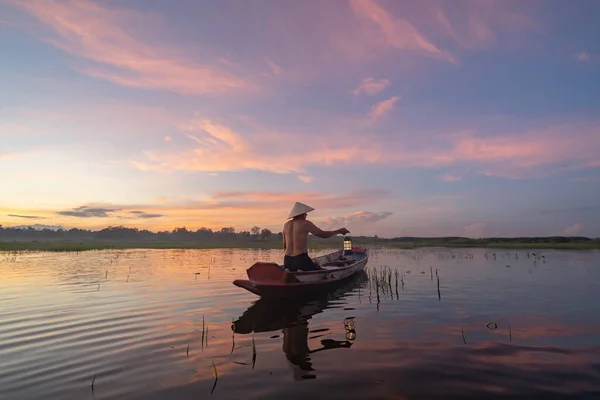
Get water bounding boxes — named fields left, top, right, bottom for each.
left=1, top=247, right=599, bottom=399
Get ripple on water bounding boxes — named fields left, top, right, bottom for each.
left=1, top=247, right=600, bottom=399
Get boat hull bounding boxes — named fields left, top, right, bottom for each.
left=233, top=249, right=369, bottom=298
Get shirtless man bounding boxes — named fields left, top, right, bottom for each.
left=283, top=202, right=350, bottom=272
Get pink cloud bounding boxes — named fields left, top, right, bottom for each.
left=0, top=152, right=19, bottom=160
left=578, top=52, right=591, bottom=61
left=265, top=59, right=282, bottom=76
left=428, top=0, right=537, bottom=51
left=209, top=189, right=390, bottom=211
left=132, top=111, right=600, bottom=181
left=298, top=175, right=313, bottom=183
left=570, top=176, right=600, bottom=183
left=178, top=119, right=249, bottom=153
left=348, top=0, right=456, bottom=63
left=442, top=173, right=462, bottom=182
left=353, top=77, right=390, bottom=97
left=132, top=114, right=388, bottom=176
left=319, top=211, right=393, bottom=230
left=11, top=0, right=255, bottom=95
left=370, top=96, right=399, bottom=121
left=463, top=222, right=487, bottom=238
left=563, top=223, right=583, bottom=236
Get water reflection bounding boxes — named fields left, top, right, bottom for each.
left=3, top=248, right=600, bottom=399
left=233, top=271, right=366, bottom=380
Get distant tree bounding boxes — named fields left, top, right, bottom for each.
left=220, top=227, right=235, bottom=235
left=260, top=228, right=272, bottom=240
left=251, top=226, right=260, bottom=235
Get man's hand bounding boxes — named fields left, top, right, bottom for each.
left=337, top=228, right=350, bottom=235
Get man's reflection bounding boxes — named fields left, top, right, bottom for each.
left=282, top=317, right=356, bottom=380
left=233, top=271, right=366, bottom=380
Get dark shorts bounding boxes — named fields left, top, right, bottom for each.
left=283, top=253, right=323, bottom=272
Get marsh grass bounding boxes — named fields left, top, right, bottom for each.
left=231, top=319, right=235, bottom=354
left=202, top=316, right=205, bottom=350
left=211, top=360, right=219, bottom=395
left=252, top=336, right=257, bottom=370
left=3, top=238, right=596, bottom=253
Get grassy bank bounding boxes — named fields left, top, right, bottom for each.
left=1, top=239, right=599, bottom=252
left=380, top=241, right=600, bottom=250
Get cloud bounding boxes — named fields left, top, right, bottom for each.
left=265, top=59, right=281, bottom=76
left=563, top=223, right=583, bottom=236
left=463, top=222, right=487, bottom=238
left=58, top=206, right=121, bottom=218
left=570, top=176, right=600, bottom=183
left=164, top=136, right=172, bottom=142
left=320, top=211, right=394, bottom=230
left=578, top=52, right=591, bottom=61
left=57, top=205, right=164, bottom=219
left=442, top=173, right=462, bottom=182
left=0, top=151, right=22, bottom=161
left=348, top=0, right=456, bottom=63
left=133, top=114, right=600, bottom=181
left=132, top=115, right=387, bottom=177
left=369, top=96, right=399, bottom=121
left=10, top=0, right=254, bottom=95
left=353, top=77, right=390, bottom=97
left=7, top=214, right=48, bottom=219
left=210, top=189, right=390, bottom=211
left=180, top=119, right=249, bottom=153
left=16, top=189, right=391, bottom=232
left=298, top=175, right=313, bottom=183
left=429, top=0, right=537, bottom=51
left=128, top=210, right=164, bottom=218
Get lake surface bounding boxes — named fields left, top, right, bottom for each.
left=1, top=247, right=600, bottom=399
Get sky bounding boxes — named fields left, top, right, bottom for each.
left=1, top=0, right=599, bottom=238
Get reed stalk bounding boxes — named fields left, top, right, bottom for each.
left=212, top=360, right=218, bottom=378
left=252, top=336, right=257, bottom=370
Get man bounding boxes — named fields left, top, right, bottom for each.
left=282, top=202, right=350, bottom=272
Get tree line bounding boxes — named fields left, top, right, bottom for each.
left=0, top=224, right=597, bottom=246
left=0, top=225, right=280, bottom=242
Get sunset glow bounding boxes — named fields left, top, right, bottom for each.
left=1, top=0, right=599, bottom=237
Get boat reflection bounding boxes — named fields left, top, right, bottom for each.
left=232, top=271, right=367, bottom=380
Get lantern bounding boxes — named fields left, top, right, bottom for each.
left=343, top=236, right=352, bottom=255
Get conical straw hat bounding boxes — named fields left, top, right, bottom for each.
left=287, top=202, right=315, bottom=218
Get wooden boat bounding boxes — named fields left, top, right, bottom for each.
left=232, top=246, right=369, bottom=298
left=232, top=269, right=368, bottom=334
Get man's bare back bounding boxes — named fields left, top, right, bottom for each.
left=283, top=218, right=349, bottom=257
left=281, top=202, right=349, bottom=272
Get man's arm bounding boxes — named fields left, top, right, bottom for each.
left=305, top=221, right=349, bottom=238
